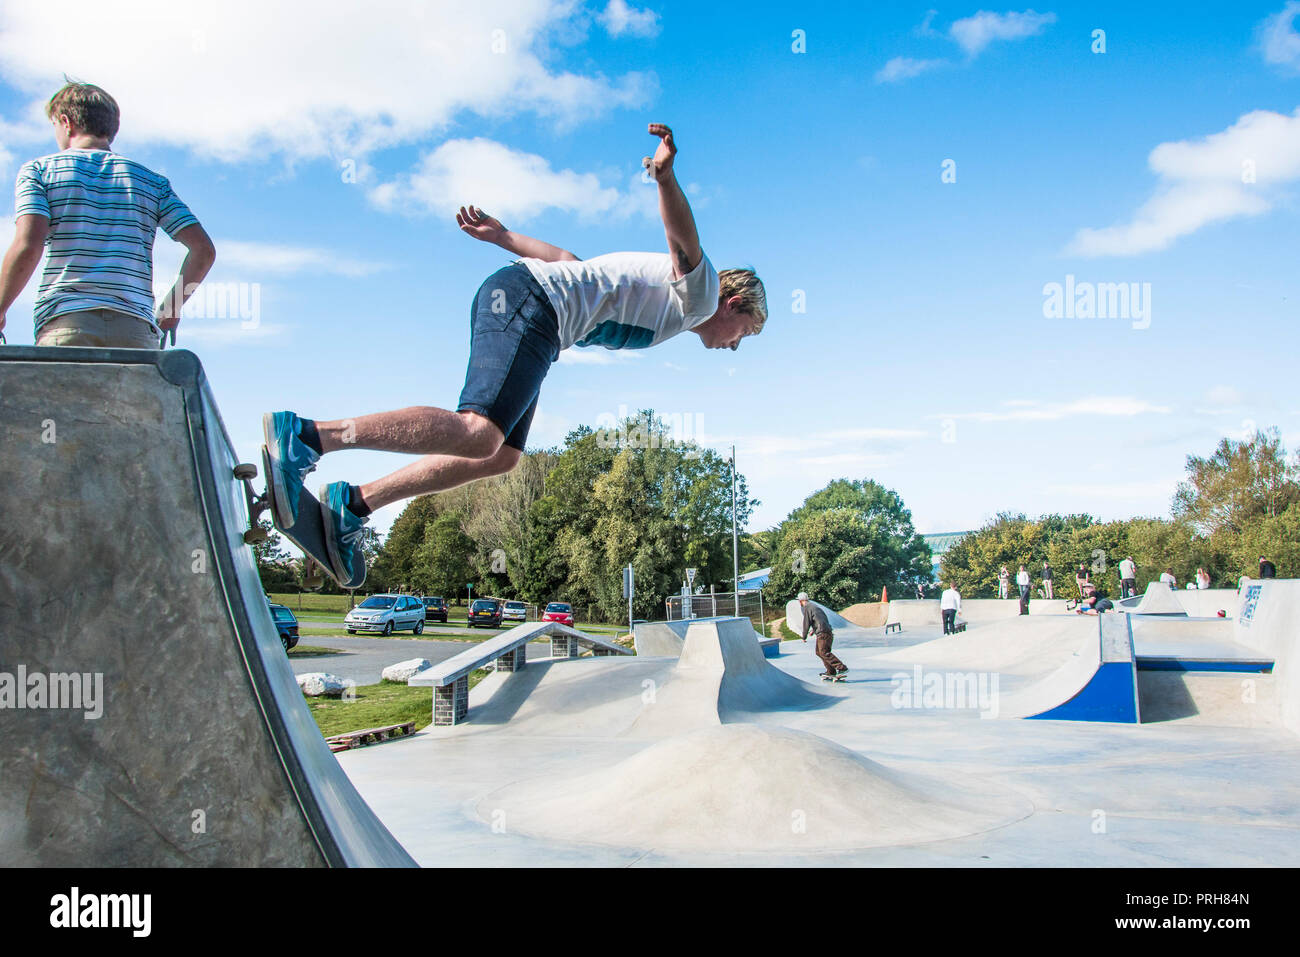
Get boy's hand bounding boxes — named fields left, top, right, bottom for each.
left=643, top=123, right=677, bottom=183
left=456, top=206, right=507, bottom=244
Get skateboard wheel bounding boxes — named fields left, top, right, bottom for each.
left=233, top=463, right=258, bottom=481
left=243, top=527, right=269, bottom=544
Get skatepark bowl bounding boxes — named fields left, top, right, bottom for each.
left=2, top=348, right=1299, bottom=867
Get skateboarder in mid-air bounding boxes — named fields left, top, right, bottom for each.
left=263, top=124, right=767, bottom=584
left=797, top=592, right=848, bottom=681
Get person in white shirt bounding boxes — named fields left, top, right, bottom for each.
left=1118, top=556, right=1137, bottom=599
left=1016, top=565, right=1031, bottom=615
left=941, top=583, right=962, bottom=635
left=261, top=123, right=768, bottom=584
left=1196, top=568, right=1211, bottom=590
left=1159, top=570, right=1177, bottom=588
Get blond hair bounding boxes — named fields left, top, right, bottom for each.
left=718, top=268, right=767, bottom=332
left=46, top=82, right=120, bottom=141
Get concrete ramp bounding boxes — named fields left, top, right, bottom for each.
left=884, top=599, right=941, bottom=629
left=1233, top=579, right=1300, bottom=735
left=1120, top=581, right=1188, bottom=616
left=875, top=614, right=1140, bottom=722
left=629, top=617, right=834, bottom=736
left=1177, top=588, right=1238, bottom=619
left=1004, top=615, right=1140, bottom=722
left=633, top=616, right=777, bottom=658
left=874, top=615, right=1096, bottom=677
left=0, top=347, right=413, bottom=866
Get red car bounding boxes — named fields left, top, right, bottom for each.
left=542, top=602, right=574, bottom=627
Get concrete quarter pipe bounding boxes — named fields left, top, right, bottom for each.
left=0, top=347, right=414, bottom=866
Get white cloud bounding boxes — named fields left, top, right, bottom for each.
left=369, top=137, right=654, bottom=223
left=1067, top=108, right=1300, bottom=257
left=0, top=1, right=655, bottom=162
left=937, top=396, right=1171, bottom=423
left=738, top=428, right=925, bottom=459
left=599, top=0, right=660, bottom=38
left=949, top=9, right=1057, bottom=57
left=875, top=56, right=947, bottom=84
left=1200, top=385, right=1246, bottom=410
left=216, top=241, right=387, bottom=278
left=1261, top=1, right=1300, bottom=71
left=557, top=347, right=642, bottom=365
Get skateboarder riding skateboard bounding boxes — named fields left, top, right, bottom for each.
left=797, top=592, right=848, bottom=680
left=263, top=123, right=767, bottom=584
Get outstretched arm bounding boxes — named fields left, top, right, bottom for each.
left=0, top=214, right=49, bottom=337
left=643, top=123, right=702, bottom=279
left=456, top=206, right=579, bottom=263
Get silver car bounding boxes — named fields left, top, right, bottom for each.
left=502, top=601, right=528, bottom=623
left=345, top=594, right=426, bottom=636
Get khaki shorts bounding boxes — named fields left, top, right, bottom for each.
left=35, top=309, right=160, bottom=349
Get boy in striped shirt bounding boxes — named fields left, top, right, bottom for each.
left=0, top=82, right=215, bottom=347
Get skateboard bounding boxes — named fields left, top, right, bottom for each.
left=235, top=451, right=366, bottom=590
left=820, top=673, right=847, bottom=682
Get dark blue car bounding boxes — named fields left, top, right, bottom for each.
left=268, top=602, right=299, bottom=651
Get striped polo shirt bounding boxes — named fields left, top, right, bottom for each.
left=14, top=149, right=198, bottom=333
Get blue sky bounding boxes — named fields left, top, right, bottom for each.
left=2, top=1, right=1298, bottom=540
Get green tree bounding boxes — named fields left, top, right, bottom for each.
left=1173, top=428, right=1299, bottom=537
left=765, top=479, right=931, bottom=605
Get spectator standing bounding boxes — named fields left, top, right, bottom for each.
left=1, top=82, right=215, bottom=347
left=940, top=583, right=962, bottom=635
left=998, top=565, right=1010, bottom=600
left=1075, top=563, right=1090, bottom=598
left=1041, top=561, right=1053, bottom=599
left=1259, top=556, right=1277, bottom=579
left=1016, top=565, right=1031, bottom=616
left=1118, top=556, right=1137, bottom=599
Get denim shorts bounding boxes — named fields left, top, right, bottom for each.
left=457, top=263, right=561, bottom=451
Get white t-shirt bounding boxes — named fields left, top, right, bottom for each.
left=1119, top=559, right=1136, bottom=579
left=941, top=588, right=961, bottom=611
left=1016, top=570, right=1030, bottom=587
left=1159, top=572, right=1176, bottom=587
left=520, top=251, right=720, bottom=351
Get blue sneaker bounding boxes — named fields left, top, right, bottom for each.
left=262, top=411, right=320, bottom=527
left=319, top=481, right=368, bottom=587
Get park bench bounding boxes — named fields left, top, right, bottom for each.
left=408, top=621, right=633, bottom=725
left=325, top=722, right=416, bottom=752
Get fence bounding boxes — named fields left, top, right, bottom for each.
left=664, top=589, right=765, bottom=635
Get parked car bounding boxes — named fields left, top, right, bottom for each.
left=467, top=598, right=503, bottom=628
left=502, top=600, right=528, bottom=623
left=422, top=596, right=448, bottom=623
left=268, top=601, right=299, bottom=651
left=542, top=601, right=574, bottom=627
left=345, top=594, right=426, bottom=635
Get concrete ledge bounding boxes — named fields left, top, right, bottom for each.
left=405, top=621, right=629, bottom=712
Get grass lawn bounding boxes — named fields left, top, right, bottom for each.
left=286, top=645, right=343, bottom=657
left=305, top=669, right=491, bottom=736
